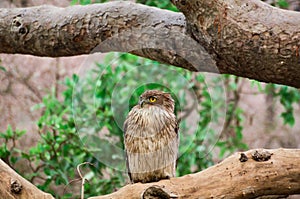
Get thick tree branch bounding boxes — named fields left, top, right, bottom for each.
left=0, top=149, right=299, bottom=198
left=172, top=0, right=300, bottom=87
left=0, top=159, right=54, bottom=199
left=0, top=2, right=210, bottom=72
left=0, top=1, right=300, bottom=87
left=88, top=148, right=300, bottom=199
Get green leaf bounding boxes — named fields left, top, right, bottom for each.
left=16, top=130, right=26, bottom=137
left=0, top=143, right=10, bottom=157
left=277, top=0, right=289, bottom=8
left=10, top=156, right=19, bottom=164
left=0, top=66, right=6, bottom=72
left=21, top=152, right=31, bottom=160
left=6, top=125, right=14, bottom=138
left=281, top=112, right=295, bottom=127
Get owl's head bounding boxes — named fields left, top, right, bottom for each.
left=138, top=90, right=175, bottom=112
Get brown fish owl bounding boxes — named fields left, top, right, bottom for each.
left=123, top=90, right=179, bottom=183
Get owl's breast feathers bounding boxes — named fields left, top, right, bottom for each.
left=124, top=105, right=178, bottom=148
left=124, top=105, right=179, bottom=183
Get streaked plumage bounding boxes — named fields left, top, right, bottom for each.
left=123, top=90, right=179, bottom=183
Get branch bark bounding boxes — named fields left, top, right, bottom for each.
left=0, top=159, right=55, bottom=199
left=0, top=1, right=300, bottom=87
left=172, top=0, right=300, bottom=88
left=0, top=149, right=299, bottom=198
left=0, top=2, right=207, bottom=72
left=88, top=148, right=300, bottom=199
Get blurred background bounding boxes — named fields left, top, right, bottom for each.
left=0, top=0, right=299, bottom=198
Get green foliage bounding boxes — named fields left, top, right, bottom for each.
left=0, top=125, right=25, bottom=164
left=0, top=59, right=7, bottom=72
left=136, top=0, right=178, bottom=11
left=263, top=0, right=289, bottom=9
left=0, top=66, right=6, bottom=72
left=177, top=75, right=214, bottom=175
left=268, top=85, right=300, bottom=127
left=70, top=0, right=178, bottom=11
left=70, top=0, right=107, bottom=5
left=215, top=76, right=248, bottom=158
left=22, top=86, right=120, bottom=198
left=276, top=0, right=289, bottom=8
left=276, top=86, right=300, bottom=126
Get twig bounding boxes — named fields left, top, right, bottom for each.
left=77, top=162, right=94, bottom=199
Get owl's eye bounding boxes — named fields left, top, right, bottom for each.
left=149, top=97, right=156, bottom=103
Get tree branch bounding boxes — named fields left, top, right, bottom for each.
left=0, top=1, right=300, bottom=87
left=88, top=148, right=300, bottom=199
left=0, top=159, right=54, bottom=199
left=0, top=149, right=299, bottom=198
left=0, top=2, right=208, bottom=72
left=172, top=0, right=300, bottom=87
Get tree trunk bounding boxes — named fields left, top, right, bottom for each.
left=0, top=1, right=299, bottom=87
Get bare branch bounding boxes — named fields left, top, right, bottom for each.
left=1, top=1, right=300, bottom=87
left=0, top=159, right=55, bottom=199
left=88, top=148, right=300, bottom=199
left=0, top=2, right=205, bottom=72
left=0, top=149, right=299, bottom=198
left=172, top=0, right=300, bottom=87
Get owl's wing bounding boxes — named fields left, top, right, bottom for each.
left=175, top=118, right=180, bottom=169
left=123, top=107, right=135, bottom=135
left=175, top=118, right=180, bottom=135
left=123, top=118, right=133, bottom=182
left=125, top=150, right=132, bottom=182
left=123, top=118, right=128, bottom=135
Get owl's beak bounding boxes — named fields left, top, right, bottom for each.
left=139, top=99, right=146, bottom=108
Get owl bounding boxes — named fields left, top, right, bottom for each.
left=123, top=90, right=179, bottom=183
